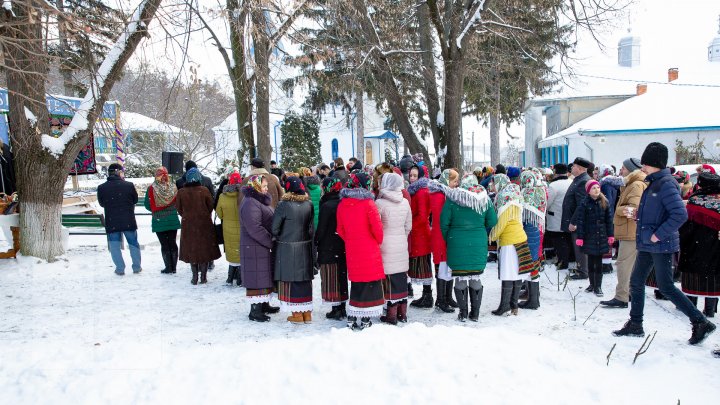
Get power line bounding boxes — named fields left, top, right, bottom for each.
left=571, top=73, right=720, bottom=88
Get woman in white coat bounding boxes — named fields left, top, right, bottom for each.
left=375, top=173, right=413, bottom=324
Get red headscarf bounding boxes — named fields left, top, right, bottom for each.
left=228, top=172, right=242, bottom=185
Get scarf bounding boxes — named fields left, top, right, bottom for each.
left=439, top=169, right=454, bottom=186
left=520, top=170, right=547, bottom=232
left=247, top=174, right=264, bottom=192
left=407, top=176, right=429, bottom=196
left=493, top=174, right=510, bottom=194
left=490, top=183, right=523, bottom=242
left=460, top=173, right=478, bottom=190
left=322, top=177, right=343, bottom=194
left=444, top=183, right=491, bottom=216
left=152, top=167, right=177, bottom=208
left=348, top=172, right=372, bottom=190
left=186, top=167, right=202, bottom=184
left=285, top=176, right=307, bottom=195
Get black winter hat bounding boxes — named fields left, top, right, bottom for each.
left=185, top=160, right=197, bottom=171
left=641, top=142, right=668, bottom=169
left=573, top=157, right=591, bottom=169
left=251, top=157, right=265, bottom=169
left=553, top=163, right=568, bottom=175
left=399, top=155, right=414, bottom=173
left=495, top=164, right=506, bottom=174
left=284, top=176, right=306, bottom=195
left=108, top=163, right=123, bottom=175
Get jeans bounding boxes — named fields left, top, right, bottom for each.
left=629, top=251, right=705, bottom=324
left=108, top=230, right=142, bottom=273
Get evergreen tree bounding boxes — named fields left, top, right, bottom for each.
left=279, top=112, right=322, bottom=170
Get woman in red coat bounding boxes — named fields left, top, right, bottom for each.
left=407, top=164, right=434, bottom=308
left=337, top=172, right=385, bottom=330
left=429, top=168, right=460, bottom=313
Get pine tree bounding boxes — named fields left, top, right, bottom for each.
left=279, top=112, right=321, bottom=170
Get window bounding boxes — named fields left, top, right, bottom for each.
left=332, top=138, right=339, bottom=160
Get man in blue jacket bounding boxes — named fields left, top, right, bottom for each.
left=97, top=163, right=142, bottom=275
left=614, top=142, right=715, bottom=345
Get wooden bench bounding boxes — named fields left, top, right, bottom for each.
left=62, top=214, right=107, bottom=235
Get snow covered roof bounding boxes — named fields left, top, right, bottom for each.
left=538, top=83, right=720, bottom=147
left=121, top=112, right=183, bottom=134
left=364, top=130, right=398, bottom=139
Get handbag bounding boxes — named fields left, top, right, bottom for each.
left=214, top=214, right=224, bottom=245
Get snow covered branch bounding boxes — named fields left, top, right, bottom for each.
left=41, top=0, right=163, bottom=158
left=456, top=0, right=489, bottom=49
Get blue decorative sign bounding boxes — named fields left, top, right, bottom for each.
left=0, top=88, right=116, bottom=119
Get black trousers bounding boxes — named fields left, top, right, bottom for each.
left=156, top=230, right=178, bottom=256
left=587, top=254, right=603, bottom=279
left=547, top=231, right=571, bottom=264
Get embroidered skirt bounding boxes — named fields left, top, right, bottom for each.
left=516, top=241, right=541, bottom=280
left=382, top=272, right=409, bottom=303
left=348, top=280, right=385, bottom=317
left=408, top=254, right=433, bottom=285
left=681, top=273, right=720, bottom=297
left=246, top=287, right=274, bottom=304
left=320, top=261, right=349, bottom=304
left=277, top=280, right=314, bottom=312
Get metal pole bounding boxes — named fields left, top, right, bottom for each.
left=471, top=131, right=475, bottom=167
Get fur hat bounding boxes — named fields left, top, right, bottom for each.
left=251, top=157, right=264, bottom=169
left=640, top=142, right=668, bottom=169
left=573, top=157, right=591, bottom=169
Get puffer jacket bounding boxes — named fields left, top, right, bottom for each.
left=216, top=184, right=242, bottom=263
left=315, top=192, right=345, bottom=264
left=441, top=195, right=498, bottom=271
left=574, top=195, right=614, bottom=255
left=375, top=188, right=412, bottom=275
left=600, top=175, right=624, bottom=216
left=272, top=193, right=314, bottom=282
left=561, top=172, right=590, bottom=232
left=636, top=168, right=688, bottom=253
left=613, top=170, right=646, bottom=241
left=408, top=177, right=432, bottom=257
left=336, top=187, right=384, bottom=282
left=428, top=184, right=448, bottom=264
left=546, top=176, right=571, bottom=232
left=304, top=176, right=322, bottom=228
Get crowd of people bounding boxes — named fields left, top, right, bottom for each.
left=95, top=142, right=718, bottom=354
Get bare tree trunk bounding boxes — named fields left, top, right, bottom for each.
left=355, top=89, right=364, bottom=162
left=418, top=3, right=443, bottom=160
left=252, top=5, right=271, bottom=167
left=227, top=0, right=255, bottom=161
left=489, top=111, right=500, bottom=166
left=442, top=57, right=465, bottom=169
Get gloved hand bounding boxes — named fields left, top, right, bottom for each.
left=575, top=239, right=584, bottom=247
left=608, top=237, right=615, bottom=245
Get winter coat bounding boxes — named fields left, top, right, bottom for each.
left=600, top=175, right=624, bottom=217
left=429, top=189, right=448, bottom=264
left=613, top=170, right=647, bottom=241
left=304, top=176, right=322, bottom=228
left=574, top=195, right=614, bottom=256
left=143, top=186, right=181, bottom=233
left=216, top=184, right=242, bottom=263
left=441, top=197, right=498, bottom=272
left=375, top=189, right=412, bottom=275
left=272, top=193, right=314, bottom=282
left=239, top=187, right=275, bottom=289
left=546, top=176, right=571, bottom=232
left=176, top=171, right=215, bottom=197
left=332, top=167, right=349, bottom=184
left=336, top=188, right=385, bottom=282
left=213, top=178, right=229, bottom=209
left=523, top=222, right=541, bottom=261
left=315, top=192, right=345, bottom=264
left=237, top=168, right=284, bottom=209
left=408, top=178, right=432, bottom=257
left=561, top=172, right=590, bottom=232
left=97, top=175, right=138, bottom=233
left=176, top=184, right=222, bottom=263
left=635, top=168, right=688, bottom=253
left=678, top=194, right=720, bottom=294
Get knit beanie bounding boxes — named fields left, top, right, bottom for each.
left=507, top=166, right=521, bottom=179
left=623, top=157, right=642, bottom=172
left=284, top=176, right=306, bottom=195
left=585, top=179, right=600, bottom=193
left=184, top=160, right=197, bottom=172
left=640, top=142, right=668, bottom=169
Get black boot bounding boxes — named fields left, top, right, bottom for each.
left=360, top=317, right=373, bottom=330
left=689, top=320, right=716, bottom=345
left=249, top=303, right=270, bottom=322
left=519, top=281, right=529, bottom=301
left=347, top=315, right=358, bottom=330
left=492, top=281, right=513, bottom=316
left=191, top=264, right=199, bottom=285
left=199, top=263, right=208, bottom=284
left=510, top=280, right=523, bottom=315
left=407, top=283, right=414, bottom=298
left=446, top=279, right=458, bottom=308
left=602, top=263, right=614, bottom=274
left=411, top=285, right=434, bottom=308
left=326, top=302, right=347, bottom=320
left=594, top=272, right=604, bottom=297
left=455, top=287, right=468, bottom=322
left=704, top=298, right=718, bottom=318
left=262, top=302, right=280, bottom=314
left=519, top=281, right=540, bottom=310
left=236, top=266, right=243, bottom=286
left=687, top=295, right=698, bottom=306
left=160, top=250, right=173, bottom=274
left=170, top=250, right=178, bottom=273
left=613, top=320, right=645, bottom=337
left=468, top=285, right=483, bottom=322
left=436, top=279, right=455, bottom=313
left=226, top=265, right=236, bottom=284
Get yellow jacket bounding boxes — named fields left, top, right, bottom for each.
left=490, top=204, right=528, bottom=246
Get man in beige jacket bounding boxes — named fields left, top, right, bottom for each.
left=240, top=157, right=285, bottom=208
left=601, top=158, right=646, bottom=308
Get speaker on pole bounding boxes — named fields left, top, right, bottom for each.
left=162, top=151, right=184, bottom=174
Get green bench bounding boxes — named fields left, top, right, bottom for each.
left=61, top=214, right=107, bottom=235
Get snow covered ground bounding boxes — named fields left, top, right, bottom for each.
left=1, top=214, right=718, bottom=404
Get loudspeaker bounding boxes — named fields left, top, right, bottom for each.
left=162, top=151, right=184, bottom=174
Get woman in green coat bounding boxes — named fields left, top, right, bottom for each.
left=216, top=172, right=243, bottom=285
left=144, top=166, right=182, bottom=274
left=301, top=168, right=321, bottom=229
left=440, top=174, right=498, bottom=322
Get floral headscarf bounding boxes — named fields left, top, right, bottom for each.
left=520, top=170, right=547, bottom=231
left=285, top=176, right=306, bottom=195
left=322, top=177, right=342, bottom=194
left=492, top=173, right=510, bottom=194
left=674, top=170, right=690, bottom=184
left=438, top=168, right=457, bottom=187
left=152, top=166, right=177, bottom=208
left=347, top=172, right=372, bottom=190
left=490, top=183, right=524, bottom=242
left=228, top=172, right=242, bottom=185
left=495, top=183, right=523, bottom=212
left=247, top=174, right=265, bottom=192
left=460, top=173, right=479, bottom=190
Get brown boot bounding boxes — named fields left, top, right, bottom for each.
left=287, top=312, right=304, bottom=323
left=200, top=263, right=208, bottom=284
left=397, top=299, right=408, bottom=323
left=191, top=264, right=198, bottom=285
left=380, top=302, right=398, bottom=325
left=302, top=311, right=312, bottom=324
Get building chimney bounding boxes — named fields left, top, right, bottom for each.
left=668, top=68, right=679, bottom=82
left=636, top=83, right=647, bottom=95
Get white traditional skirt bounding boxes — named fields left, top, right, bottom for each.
left=499, top=245, right=531, bottom=281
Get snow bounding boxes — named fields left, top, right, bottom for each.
left=121, top=112, right=183, bottom=134
left=0, top=212, right=718, bottom=403
left=23, top=106, right=36, bottom=126
left=2, top=0, right=13, bottom=15
left=456, top=1, right=486, bottom=49
left=437, top=111, right=445, bottom=127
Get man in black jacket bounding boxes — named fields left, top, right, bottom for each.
left=97, top=163, right=142, bottom=275
left=561, top=157, right=592, bottom=279
left=176, top=160, right=215, bottom=197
